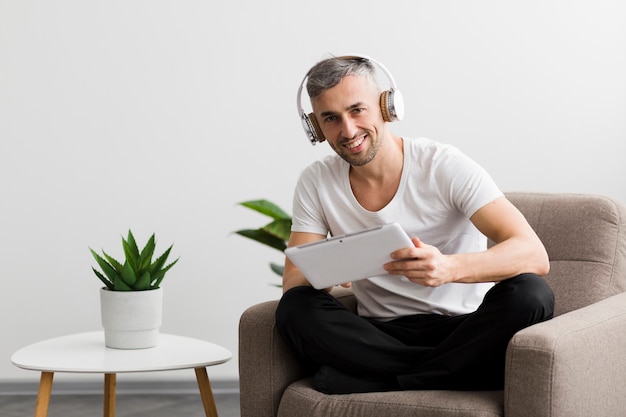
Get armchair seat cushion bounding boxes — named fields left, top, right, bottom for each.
left=279, top=379, right=504, bottom=417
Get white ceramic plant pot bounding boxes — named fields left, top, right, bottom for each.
left=100, top=287, right=163, bottom=349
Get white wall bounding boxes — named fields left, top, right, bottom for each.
left=1, top=0, right=625, bottom=384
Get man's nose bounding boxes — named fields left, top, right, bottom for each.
left=341, top=117, right=358, bottom=138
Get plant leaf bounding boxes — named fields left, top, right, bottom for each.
left=114, top=275, right=133, bottom=291
left=234, top=229, right=287, bottom=251
left=120, top=261, right=137, bottom=288
left=262, top=218, right=292, bottom=241
left=123, top=230, right=141, bottom=271
left=149, top=245, right=173, bottom=274
left=102, top=251, right=124, bottom=273
left=126, top=229, right=140, bottom=256
left=138, top=233, right=156, bottom=271
left=92, top=267, right=114, bottom=290
left=90, top=231, right=178, bottom=291
left=135, top=271, right=151, bottom=290
left=89, top=248, right=120, bottom=283
left=239, top=200, right=290, bottom=220
left=270, top=262, right=284, bottom=277
left=152, top=258, right=179, bottom=288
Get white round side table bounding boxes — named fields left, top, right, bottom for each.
left=11, top=331, right=232, bottom=417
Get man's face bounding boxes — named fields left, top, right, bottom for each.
left=311, top=75, right=385, bottom=166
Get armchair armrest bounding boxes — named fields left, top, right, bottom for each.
left=239, top=299, right=303, bottom=417
left=505, top=291, right=626, bottom=417
left=238, top=288, right=356, bottom=417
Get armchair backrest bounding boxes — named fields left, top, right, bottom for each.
left=507, top=193, right=626, bottom=316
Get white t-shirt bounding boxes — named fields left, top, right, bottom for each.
left=291, top=137, right=504, bottom=320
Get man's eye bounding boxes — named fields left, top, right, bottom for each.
left=324, top=116, right=338, bottom=123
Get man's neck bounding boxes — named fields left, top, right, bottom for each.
left=349, top=134, right=404, bottom=185
left=349, top=135, right=404, bottom=211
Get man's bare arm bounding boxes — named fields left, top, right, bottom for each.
left=282, top=231, right=327, bottom=293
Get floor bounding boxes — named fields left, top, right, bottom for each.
left=0, top=392, right=240, bottom=417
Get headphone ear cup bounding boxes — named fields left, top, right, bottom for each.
left=308, top=113, right=326, bottom=143
left=301, top=113, right=325, bottom=144
left=379, top=90, right=405, bottom=122
left=380, top=91, right=393, bottom=122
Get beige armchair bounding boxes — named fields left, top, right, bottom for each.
left=239, top=193, right=626, bottom=417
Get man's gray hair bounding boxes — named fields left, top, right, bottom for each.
left=306, top=56, right=378, bottom=99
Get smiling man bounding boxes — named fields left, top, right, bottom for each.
left=276, top=55, right=554, bottom=394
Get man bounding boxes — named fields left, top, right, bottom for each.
left=276, top=55, right=554, bottom=394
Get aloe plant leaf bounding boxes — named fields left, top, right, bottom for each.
left=120, top=261, right=137, bottom=288
left=89, top=248, right=120, bottom=283
left=122, top=239, right=139, bottom=274
left=149, top=245, right=173, bottom=274
left=135, top=271, right=151, bottom=290
left=114, top=275, right=133, bottom=291
left=239, top=200, right=291, bottom=220
left=92, top=267, right=114, bottom=290
left=139, top=234, right=156, bottom=271
left=123, top=230, right=141, bottom=268
left=127, top=229, right=140, bottom=255
left=91, top=231, right=178, bottom=291
left=234, top=229, right=287, bottom=251
left=152, top=258, right=179, bottom=288
left=102, top=251, right=124, bottom=273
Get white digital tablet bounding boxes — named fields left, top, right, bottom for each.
left=284, top=223, right=413, bottom=290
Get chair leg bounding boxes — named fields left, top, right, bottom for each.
left=34, top=372, right=54, bottom=417
left=195, top=367, right=219, bottom=417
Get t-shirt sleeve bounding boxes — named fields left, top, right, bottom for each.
left=290, top=163, right=330, bottom=236
left=435, top=146, right=504, bottom=218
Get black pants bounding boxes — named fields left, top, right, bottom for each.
left=276, top=274, right=554, bottom=392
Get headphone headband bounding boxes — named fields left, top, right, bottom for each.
left=296, top=54, right=404, bottom=145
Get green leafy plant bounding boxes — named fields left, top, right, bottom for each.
left=90, top=230, right=179, bottom=291
left=234, top=199, right=292, bottom=277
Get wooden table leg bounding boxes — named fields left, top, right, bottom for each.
left=195, top=367, right=219, bottom=417
left=34, top=372, right=54, bottom=417
left=104, top=373, right=116, bottom=417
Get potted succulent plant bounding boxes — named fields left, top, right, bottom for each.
left=234, top=199, right=291, bottom=282
left=89, top=230, right=178, bottom=349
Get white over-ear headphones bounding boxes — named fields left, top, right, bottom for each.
left=296, top=54, right=405, bottom=145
